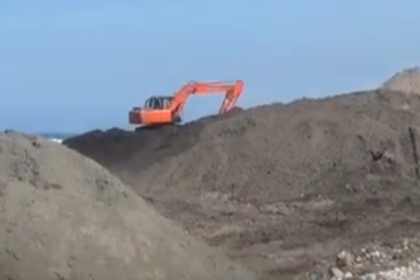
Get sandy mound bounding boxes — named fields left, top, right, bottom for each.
left=64, top=89, right=420, bottom=279
left=0, top=131, right=256, bottom=280
left=380, top=67, right=420, bottom=94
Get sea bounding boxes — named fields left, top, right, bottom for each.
left=39, top=132, right=76, bottom=143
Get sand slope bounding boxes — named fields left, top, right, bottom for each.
left=0, top=131, right=256, bottom=280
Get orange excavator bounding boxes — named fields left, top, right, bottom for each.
left=128, top=80, right=244, bottom=128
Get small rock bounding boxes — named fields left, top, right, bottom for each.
left=336, top=250, right=355, bottom=267
left=360, top=273, right=377, bottom=280
left=308, top=273, right=323, bottom=280
left=355, top=255, right=363, bottom=264
left=343, top=271, right=353, bottom=279
left=329, top=266, right=344, bottom=278
left=402, top=238, right=409, bottom=250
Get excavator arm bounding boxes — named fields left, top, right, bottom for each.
left=169, top=80, right=244, bottom=117
left=128, top=80, right=244, bottom=127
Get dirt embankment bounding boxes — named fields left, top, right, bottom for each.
left=0, top=131, right=256, bottom=280
left=63, top=69, right=420, bottom=279
left=381, top=67, right=420, bottom=94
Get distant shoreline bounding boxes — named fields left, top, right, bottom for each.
left=39, top=132, right=75, bottom=140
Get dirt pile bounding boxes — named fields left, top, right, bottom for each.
left=0, top=131, right=256, bottom=280
left=64, top=88, right=420, bottom=279
left=64, top=106, right=244, bottom=173
left=380, top=67, right=420, bottom=94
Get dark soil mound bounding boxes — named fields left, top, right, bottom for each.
left=64, top=89, right=420, bottom=279
left=64, top=106, right=244, bottom=172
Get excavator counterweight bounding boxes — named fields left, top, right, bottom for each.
left=128, top=80, right=244, bottom=128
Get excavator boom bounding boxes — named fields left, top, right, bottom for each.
left=129, top=80, right=244, bottom=127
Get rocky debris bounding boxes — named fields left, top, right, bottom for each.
left=372, top=260, right=420, bottom=280
left=380, top=67, right=420, bottom=94
left=303, top=237, right=420, bottom=280
left=0, top=131, right=257, bottom=280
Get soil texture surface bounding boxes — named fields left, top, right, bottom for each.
left=64, top=87, right=420, bottom=279
left=0, top=131, right=256, bottom=280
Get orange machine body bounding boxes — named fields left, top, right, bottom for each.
left=129, top=80, right=244, bottom=127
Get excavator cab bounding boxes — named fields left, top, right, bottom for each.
left=129, top=95, right=181, bottom=126
left=144, top=96, right=172, bottom=109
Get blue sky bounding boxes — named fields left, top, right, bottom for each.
left=1, top=0, right=420, bottom=133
